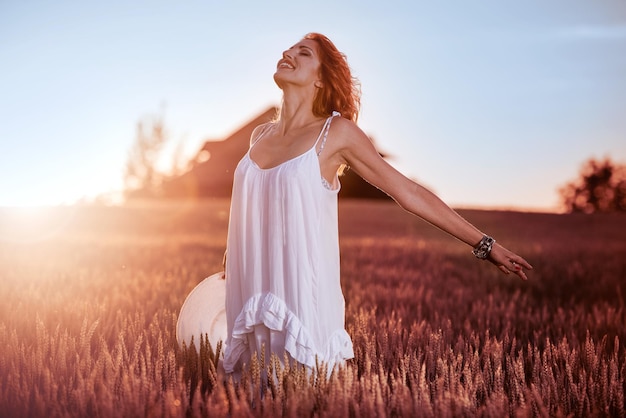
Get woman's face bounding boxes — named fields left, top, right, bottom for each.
left=273, top=39, right=322, bottom=90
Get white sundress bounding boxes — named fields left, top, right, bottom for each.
left=223, top=112, right=354, bottom=373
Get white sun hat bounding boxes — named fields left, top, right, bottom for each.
left=176, top=271, right=227, bottom=352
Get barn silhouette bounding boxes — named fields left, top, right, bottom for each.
left=161, top=107, right=390, bottom=200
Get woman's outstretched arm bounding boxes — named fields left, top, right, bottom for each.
left=332, top=118, right=533, bottom=280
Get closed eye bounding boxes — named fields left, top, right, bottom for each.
left=298, top=46, right=314, bottom=56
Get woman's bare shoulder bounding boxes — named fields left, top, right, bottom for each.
left=331, top=117, right=372, bottom=147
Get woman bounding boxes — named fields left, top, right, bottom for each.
left=223, top=33, right=532, bottom=374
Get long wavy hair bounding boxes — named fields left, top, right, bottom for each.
left=304, top=33, right=361, bottom=122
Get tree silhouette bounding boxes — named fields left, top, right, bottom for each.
left=124, top=112, right=168, bottom=199
left=559, top=157, right=626, bottom=213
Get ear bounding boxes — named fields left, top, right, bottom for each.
left=314, top=80, right=324, bottom=89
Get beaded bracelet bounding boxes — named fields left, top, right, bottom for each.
left=472, top=235, right=495, bottom=260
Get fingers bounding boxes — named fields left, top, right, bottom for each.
left=509, top=259, right=521, bottom=271
left=510, top=265, right=528, bottom=280
left=510, top=263, right=528, bottom=280
left=501, top=259, right=530, bottom=280
left=497, top=263, right=527, bottom=280
left=486, top=244, right=532, bottom=281
left=493, top=255, right=531, bottom=281
left=512, top=257, right=533, bottom=271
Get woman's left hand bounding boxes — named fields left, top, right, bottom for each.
left=487, top=243, right=533, bottom=280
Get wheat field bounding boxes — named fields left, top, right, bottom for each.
left=1, top=200, right=625, bottom=417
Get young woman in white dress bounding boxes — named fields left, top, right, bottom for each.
left=222, top=33, right=532, bottom=375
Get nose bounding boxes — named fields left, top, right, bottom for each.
left=282, top=49, right=293, bottom=60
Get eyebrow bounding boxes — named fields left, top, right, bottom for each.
left=290, top=43, right=314, bottom=52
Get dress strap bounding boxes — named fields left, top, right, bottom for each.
left=316, top=111, right=340, bottom=156
left=251, top=123, right=273, bottom=146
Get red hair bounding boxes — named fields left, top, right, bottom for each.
left=304, top=33, right=361, bottom=122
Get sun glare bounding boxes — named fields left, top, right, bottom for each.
left=0, top=205, right=77, bottom=243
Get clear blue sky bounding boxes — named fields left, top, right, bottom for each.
left=1, top=0, right=625, bottom=210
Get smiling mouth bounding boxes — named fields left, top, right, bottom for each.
left=277, top=59, right=294, bottom=69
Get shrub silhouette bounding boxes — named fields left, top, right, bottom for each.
left=559, top=157, right=626, bottom=213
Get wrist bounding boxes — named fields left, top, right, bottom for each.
left=472, top=235, right=495, bottom=260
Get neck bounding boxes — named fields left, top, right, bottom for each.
left=276, top=88, right=320, bottom=135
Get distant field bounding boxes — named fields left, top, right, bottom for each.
left=1, top=200, right=625, bottom=417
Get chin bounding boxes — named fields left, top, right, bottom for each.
left=273, top=72, right=285, bottom=89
